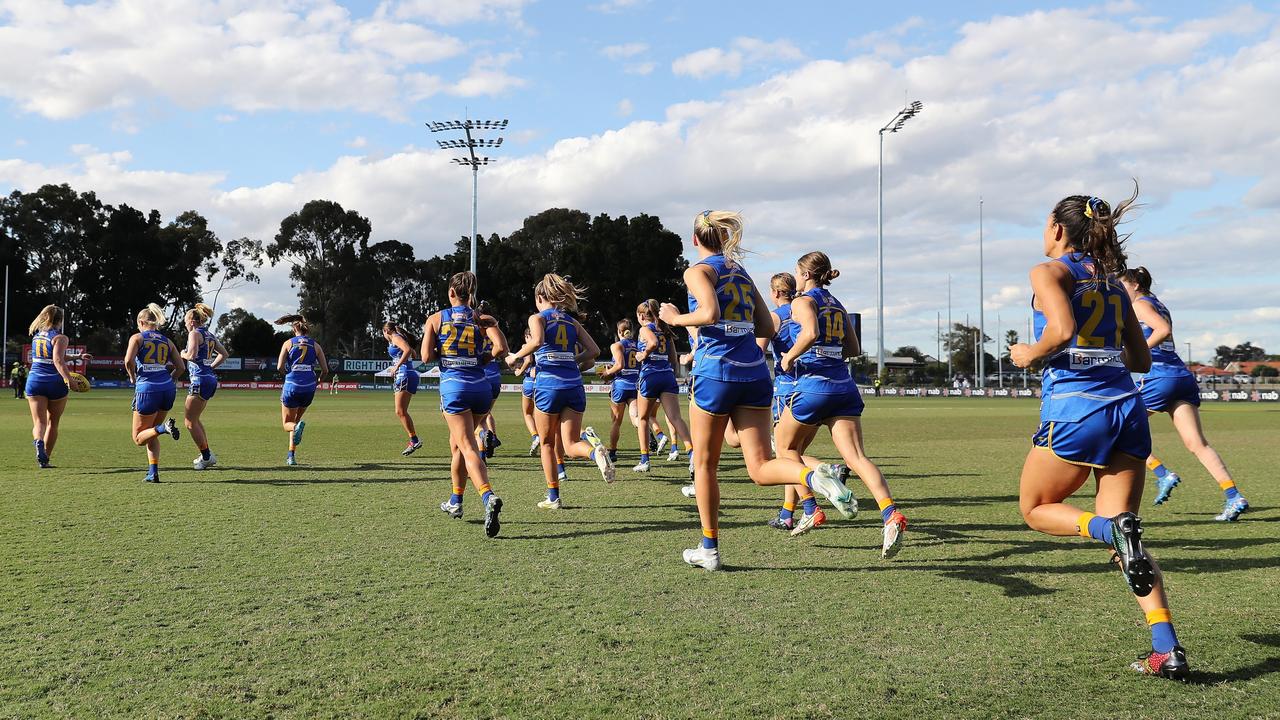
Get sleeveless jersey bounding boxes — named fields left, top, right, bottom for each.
left=637, top=322, right=673, bottom=376
left=284, top=336, right=319, bottom=389
left=533, top=308, right=582, bottom=390
left=481, top=338, right=502, bottom=382
left=1135, top=295, right=1187, bottom=376
left=135, top=330, right=175, bottom=391
left=28, top=328, right=61, bottom=380
left=790, top=288, right=854, bottom=393
left=1033, top=254, right=1137, bottom=422
left=187, top=327, right=219, bottom=380
left=387, top=334, right=413, bottom=377
left=689, top=254, right=770, bottom=382
left=615, top=338, right=640, bottom=388
left=771, top=303, right=795, bottom=383
left=437, top=306, right=487, bottom=389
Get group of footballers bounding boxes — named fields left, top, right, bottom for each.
left=20, top=189, right=1254, bottom=681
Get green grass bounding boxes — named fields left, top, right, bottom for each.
left=1, top=390, right=1278, bottom=719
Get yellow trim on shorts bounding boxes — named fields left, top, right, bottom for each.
left=1035, top=421, right=1107, bottom=469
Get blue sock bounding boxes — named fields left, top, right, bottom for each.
left=701, top=532, right=717, bottom=550
left=201, top=448, right=212, bottom=461
left=609, top=449, right=617, bottom=463
left=580, top=432, right=588, bottom=442
left=589, top=449, right=596, bottom=462
left=803, top=470, right=815, bottom=489
left=557, top=462, right=566, bottom=476
left=34, top=439, right=45, bottom=457
left=779, top=503, right=795, bottom=521
left=803, top=497, right=818, bottom=515
left=155, top=424, right=168, bottom=435
left=482, top=490, right=494, bottom=505
left=1087, top=515, right=1114, bottom=544
left=1151, top=620, right=1178, bottom=653
left=147, top=463, right=158, bottom=476
left=410, top=435, right=419, bottom=445
left=656, top=432, right=666, bottom=442
left=450, top=492, right=463, bottom=504
left=1225, top=485, right=1241, bottom=500
left=548, top=486, right=560, bottom=501
left=640, top=453, right=650, bottom=464
left=1151, top=463, right=1168, bottom=479
left=880, top=503, right=898, bottom=523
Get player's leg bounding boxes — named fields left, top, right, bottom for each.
left=1169, top=401, right=1247, bottom=520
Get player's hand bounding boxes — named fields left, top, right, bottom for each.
left=658, top=303, right=680, bottom=325
left=780, top=355, right=795, bottom=374
left=1009, top=343, right=1035, bottom=368
left=505, top=354, right=520, bottom=369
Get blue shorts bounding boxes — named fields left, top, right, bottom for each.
left=690, top=375, right=772, bottom=416
left=773, top=378, right=798, bottom=423
left=489, top=377, right=503, bottom=400
left=522, top=380, right=535, bottom=399
left=535, top=385, right=587, bottom=415
left=442, top=387, right=495, bottom=416
left=1033, top=396, right=1152, bottom=468
left=1138, top=372, right=1200, bottom=413
left=281, top=385, right=315, bottom=409
left=25, top=375, right=68, bottom=401
left=394, top=371, right=419, bottom=395
left=785, top=389, right=864, bottom=425
left=188, top=376, right=218, bottom=401
left=638, top=371, right=679, bottom=398
left=133, top=387, right=176, bottom=415
left=611, top=383, right=638, bottom=404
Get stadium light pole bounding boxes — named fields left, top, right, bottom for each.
left=876, top=100, right=924, bottom=380
left=2, top=264, right=8, bottom=385
left=946, top=273, right=952, bottom=381
left=1185, top=341, right=1192, bottom=366
left=427, top=118, right=508, bottom=284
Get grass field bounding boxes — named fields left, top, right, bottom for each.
left=1, top=389, right=1278, bottom=719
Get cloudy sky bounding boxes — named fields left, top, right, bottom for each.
left=2, top=0, right=1278, bottom=362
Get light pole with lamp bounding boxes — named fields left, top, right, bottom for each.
left=427, top=118, right=508, bottom=284
left=876, top=100, right=923, bottom=381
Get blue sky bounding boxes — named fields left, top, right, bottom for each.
left=2, top=0, right=1279, bottom=361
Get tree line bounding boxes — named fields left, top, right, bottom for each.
left=1, top=184, right=688, bottom=361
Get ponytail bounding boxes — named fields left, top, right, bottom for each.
left=770, top=273, right=796, bottom=300
left=383, top=321, right=418, bottom=353
left=796, top=252, right=840, bottom=287
left=29, top=304, right=64, bottom=335
left=535, top=273, right=586, bottom=313
left=186, top=302, right=214, bottom=327
left=1051, top=180, right=1140, bottom=277
left=1118, top=266, right=1153, bottom=295
left=616, top=318, right=634, bottom=341
left=449, top=271, right=477, bottom=306
left=694, top=210, right=746, bottom=265
left=137, top=303, right=166, bottom=328
left=275, top=314, right=310, bottom=335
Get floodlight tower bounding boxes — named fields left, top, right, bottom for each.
left=876, top=100, right=923, bottom=380
left=427, top=118, right=509, bottom=280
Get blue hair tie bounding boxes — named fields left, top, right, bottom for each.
left=1084, top=197, right=1104, bottom=219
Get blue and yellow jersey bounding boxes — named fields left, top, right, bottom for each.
left=1033, top=253, right=1138, bottom=422
left=771, top=303, right=795, bottom=382
left=637, top=322, right=672, bottom=376
left=689, top=254, right=770, bottom=382
left=187, top=327, right=219, bottom=380
left=790, top=288, right=853, bottom=393
left=534, top=308, right=582, bottom=389
left=437, top=306, right=487, bottom=389
left=387, top=334, right=413, bottom=377
left=284, top=336, right=319, bottom=389
left=481, top=338, right=502, bottom=381
left=1135, top=294, right=1187, bottom=375
left=615, top=337, right=640, bottom=388
left=135, top=330, right=176, bottom=391
left=28, top=329, right=61, bottom=379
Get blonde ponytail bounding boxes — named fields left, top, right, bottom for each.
left=275, top=314, right=310, bottom=335
left=186, top=302, right=214, bottom=326
left=694, top=210, right=746, bottom=265
left=29, top=305, right=64, bottom=335
left=138, top=303, right=166, bottom=328
left=535, top=273, right=586, bottom=313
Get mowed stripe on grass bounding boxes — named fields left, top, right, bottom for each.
left=1, top=390, right=1278, bottom=718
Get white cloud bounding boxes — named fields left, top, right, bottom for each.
left=616, top=98, right=633, bottom=117
left=625, top=61, right=656, bottom=76
left=3, top=6, right=1279, bottom=352
left=672, top=37, right=805, bottom=79
left=589, top=0, right=647, bottom=14
left=450, top=52, right=525, bottom=97
left=602, top=42, right=648, bottom=60
left=0, top=0, right=516, bottom=122
left=382, top=0, right=530, bottom=25
left=346, top=136, right=369, bottom=149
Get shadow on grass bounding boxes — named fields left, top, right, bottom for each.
left=208, top=475, right=435, bottom=486
left=1186, top=635, right=1280, bottom=684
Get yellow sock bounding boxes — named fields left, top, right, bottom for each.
left=782, top=500, right=796, bottom=512
left=877, top=497, right=895, bottom=511
left=1219, top=480, right=1236, bottom=491
left=1145, top=608, right=1171, bottom=626
left=1077, top=512, right=1096, bottom=538
left=1146, top=457, right=1163, bottom=471
left=702, top=527, right=717, bottom=540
